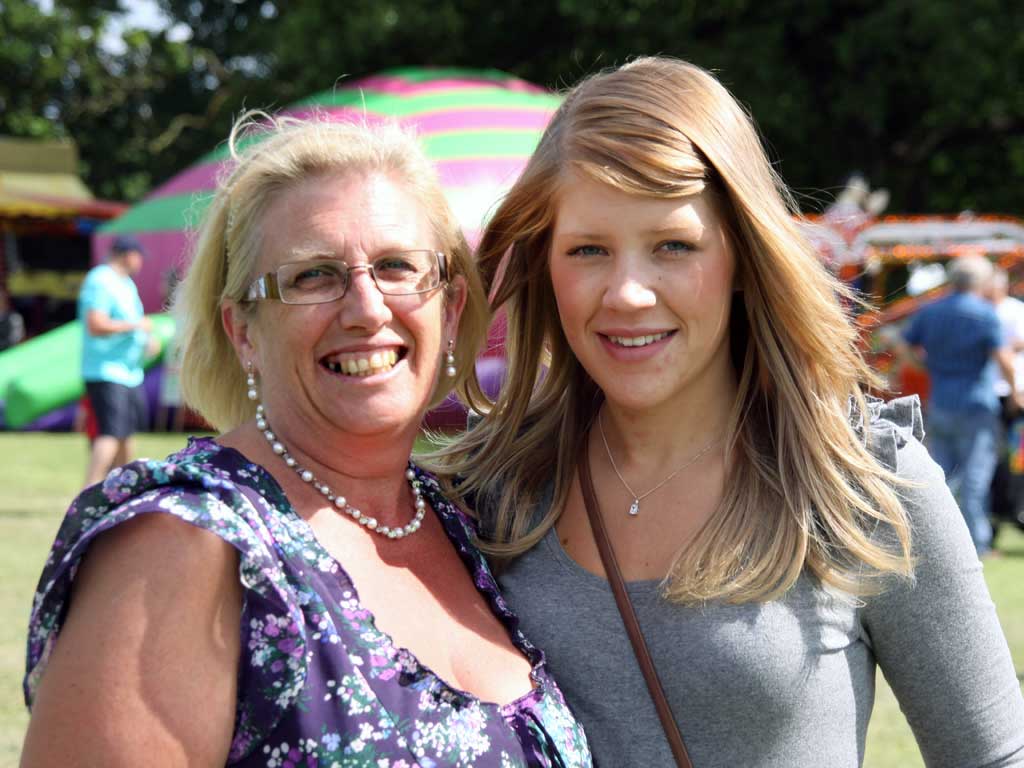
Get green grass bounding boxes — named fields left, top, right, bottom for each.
left=0, top=433, right=1022, bottom=767
left=0, top=432, right=194, bottom=768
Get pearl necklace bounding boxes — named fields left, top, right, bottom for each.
left=256, top=403, right=426, bottom=539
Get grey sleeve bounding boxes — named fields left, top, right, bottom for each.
left=862, top=436, right=1024, bottom=767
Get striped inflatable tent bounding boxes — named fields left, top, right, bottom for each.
left=94, top=67, right=560, bottom=312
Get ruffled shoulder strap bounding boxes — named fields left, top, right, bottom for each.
left=23, top=438, right=309, bottom=761
left=850, top=395, right=925, bottom=473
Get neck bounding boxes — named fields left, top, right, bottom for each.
left=599, top=370, right=736, bottom=472
left=248, top=410, right=421, bottom=522
left=108, top=259, right=130, bottom=277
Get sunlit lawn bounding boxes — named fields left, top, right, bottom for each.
left=0, top=432, right=1021, bottom=767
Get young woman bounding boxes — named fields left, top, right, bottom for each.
left=439, top=57, right=1024, bottom=767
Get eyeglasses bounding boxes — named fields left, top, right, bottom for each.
left=244, top=250, right=448, bottom=305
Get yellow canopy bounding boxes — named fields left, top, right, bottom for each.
left=0, top=135, right=98, bottom=218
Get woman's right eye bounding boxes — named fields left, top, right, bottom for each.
left=291, top=264, right=340, bottom=285
left=566, top=244, right=607, bottom=257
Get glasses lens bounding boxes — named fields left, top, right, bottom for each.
left=277, top=260, right=347, bottom=304
left=372, top=251, right=440, bottom=295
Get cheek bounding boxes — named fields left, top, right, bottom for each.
left=686, top=255, right=734, bottom=307
left=402, top=303, right=444, bottom=354
left=254, top=306, right=325, bottom=356
left=549, top=263, right=591, bottom=325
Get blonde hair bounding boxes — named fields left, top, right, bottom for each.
left=173, top=113, right=489, bottom=432
left=437, top=57, right=913, bottom=604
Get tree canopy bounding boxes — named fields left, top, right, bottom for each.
left=4, top=0, right=1022, bottom=213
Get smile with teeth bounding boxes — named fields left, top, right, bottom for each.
left=606, top=331, right=672, bottom=348
left=323, top=349, right=400, bottom=377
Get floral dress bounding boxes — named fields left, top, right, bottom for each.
left=24, top=437, right=592, bottom=767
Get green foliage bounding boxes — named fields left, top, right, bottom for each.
left=0, top=0, right=228, bottom=201
left=3, top=0, right=1022, bottom=213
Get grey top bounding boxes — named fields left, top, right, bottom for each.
left=494, top=398, right=1024, bottom=767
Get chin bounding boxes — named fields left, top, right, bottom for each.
left=597, top=379, right=678, bottom=411
left=333, top=401, right=426, bottom=437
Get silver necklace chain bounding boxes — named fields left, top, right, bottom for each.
left=256, top=403, right=426, bottom=539
left=597, top=411, right=722, bottom=517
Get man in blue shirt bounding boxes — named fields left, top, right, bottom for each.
left=899, top=255, right=1021, bottom=556
left=79, top=236, right=154, bottom=485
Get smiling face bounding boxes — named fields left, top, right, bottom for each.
left=224, top=171, right=464, bottom=445
left=548, top=172, right=737, bottom=415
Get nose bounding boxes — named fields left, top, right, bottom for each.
left=339, top=266, right=391, bottom=329
left=602, top=257, right=657, bottom=311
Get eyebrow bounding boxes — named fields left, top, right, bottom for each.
left=287, top=245, right=336, bottom=259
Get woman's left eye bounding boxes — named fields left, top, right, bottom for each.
left=658, top=240, right=694, bottom=255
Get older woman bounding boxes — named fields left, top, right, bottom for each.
left=439, top=57, right=1024, bottom=766
left=21, top=117, right=591, bottom=767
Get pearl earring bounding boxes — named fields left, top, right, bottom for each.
left=445, top=340, right=457, bottom=378
left=246, top=363, right=258, bottom=401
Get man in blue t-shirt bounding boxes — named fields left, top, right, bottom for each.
left=898, top=255, right=1022, bottom=556
left=79, top=236, right=155, bottom=485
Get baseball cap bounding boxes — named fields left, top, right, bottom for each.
left=111, top=236, right=146, bottom=257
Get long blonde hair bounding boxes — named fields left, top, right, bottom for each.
left=437, top=57, right=913, bottom=604
left=173, top=113, right=489, bottom=432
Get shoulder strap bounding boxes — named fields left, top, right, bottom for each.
left=579, top=435, right=694, bottom=768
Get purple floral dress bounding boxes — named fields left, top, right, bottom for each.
left=24, top=437, right=592, bottom=767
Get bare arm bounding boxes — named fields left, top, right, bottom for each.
left=992, top=346, right=1024, bottom=408
left=20, top=513, right=242, bottom=768
left=86, top=309, right=151, bottom=337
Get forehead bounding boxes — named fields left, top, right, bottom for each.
left=552, top=172, right=719, bottom=236
left=258, top=171, right=436, bottom=268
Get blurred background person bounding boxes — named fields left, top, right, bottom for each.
left=78, top=235, right=155, bottom=485
left=987, top=267, right=1024, bottom=399
left=0, top=288, right=24, bottom=351
left=987, top=267, right=1024, bottom=537
left=897, top=255, right=1022, bottom=556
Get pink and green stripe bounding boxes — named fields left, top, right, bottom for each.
left=96, top=67, right=560, bottom=310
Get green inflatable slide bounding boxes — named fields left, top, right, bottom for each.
left=0, top=314, right=175, bottom=429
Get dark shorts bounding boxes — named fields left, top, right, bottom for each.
left=84, top=381, right=148, bottom=439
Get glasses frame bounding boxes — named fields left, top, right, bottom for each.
left=243, top=250, right=449, bottom=305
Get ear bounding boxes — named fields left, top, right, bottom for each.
left=221, top=300, right=259, bottom=368
left=443, top=275, right=468, bottom=342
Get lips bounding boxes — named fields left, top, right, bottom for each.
left=320, top=347, right=403, bottom=377
left=603, top=330, right=674, bottom=348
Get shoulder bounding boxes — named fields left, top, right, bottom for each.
left=959, top=293, right=999, bottom=320
left=78, top=266, right=110, bottom=300
left=856, top=396, right=930, bottom=478
left=25, top=439, right=315, bottom=758
left=26, top=439, right=284, bottom=690
left=83, top=264, right=114, bottom=287
left=416, top=465, right=481, bottom=539
left=857, top=396, right=968, bottom=554
left=20, top=507, right=242, bottom=766
left=857, top=397, right=979, bottom=573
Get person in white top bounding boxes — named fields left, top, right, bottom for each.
left=988, top=268, right=1024, bottom=397
left=987, top=267, right=1024, bottom=534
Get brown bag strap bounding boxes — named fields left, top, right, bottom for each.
left=579, top=434, right=694, bottom=768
